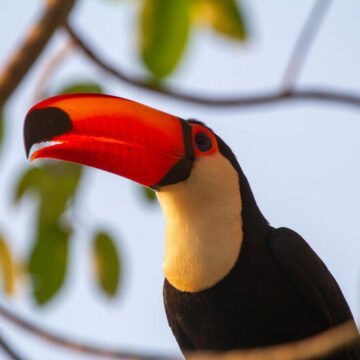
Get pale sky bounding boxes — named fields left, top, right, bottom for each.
left=0, top=1, right=359, bottom=359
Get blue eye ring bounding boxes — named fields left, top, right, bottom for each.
left=195, top=132, right=212, bottom=152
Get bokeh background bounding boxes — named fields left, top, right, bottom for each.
left=0, top=0, right=359, bottom=359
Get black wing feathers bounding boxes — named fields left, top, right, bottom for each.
left=269, top=227, right=354, bottom=326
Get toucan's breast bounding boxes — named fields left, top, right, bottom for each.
left=163, top=230, right=329, bottom=351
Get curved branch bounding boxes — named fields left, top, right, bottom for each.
left=0, top=303, right=177, bottom=360
left=282, top=0, right=333, bottom=91
left=187, top=321, right=360, bottom=360
left=32, top=38, right=75, bottom=102
left=0, top=330, right=24, bottom=360
left=64, top=23, right=360, bottom=110
left=0, top=0, right=77, bottom=110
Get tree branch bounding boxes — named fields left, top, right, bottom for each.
left=0, top=0, right=77, bottom=110
left=282, top=0, right=334, bottom=91
left=0, top=330, right=24, bottom=360
left=187, top=321, right=360, bottom=360
left=64, top=23, right=360, bottom=110
left=0, top=303, right=177, bottom=360
left=32, top=38, right=75, bottom=102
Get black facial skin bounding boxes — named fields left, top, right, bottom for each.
left=153, top=119, right=195, bottom=189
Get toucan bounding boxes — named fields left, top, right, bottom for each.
left=24, top=94, right=360, bottom=359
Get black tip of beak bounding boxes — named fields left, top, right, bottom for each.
left=24, top=107, right=73, bottom=158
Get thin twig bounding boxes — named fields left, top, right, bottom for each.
left=0, top=0, right=77, bottom=110
left=282, top=0, right=334, bottom=91
left=0, top=330, right=24, bottom=360
left=0, top=303, right=178, bottom=360
left=33, top=38, right=75, bottom=102
left=187, top=321, right=360, bottom=360
left=64, top=23, right=360, bottom=110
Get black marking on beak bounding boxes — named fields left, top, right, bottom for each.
left=155, top=157, right=194, bottom=188
left=24, top=107, right=73, bottom=158
left=152, top=119, right=194, bottom=189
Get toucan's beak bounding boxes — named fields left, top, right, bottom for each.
left=24, top=94, right=194, bottom=188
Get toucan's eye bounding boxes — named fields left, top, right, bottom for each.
left=195, top=132, right=212, bottom=152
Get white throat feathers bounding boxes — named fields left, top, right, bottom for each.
left=156, top=153, right=243, bottom=293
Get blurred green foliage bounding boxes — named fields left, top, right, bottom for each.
left=196, top=0, right=247, bottom=41
left=59, top=82, right=103, bottom=94
left=14, top=163, right=82, bottom=304
left=139, top=0, right=248, bottom=78
left=142, top=186, right=157, bottom=204
left=29, top=225, right=70, bottom=305
left=141, top=0, right=191, bottom=79
left=15, top=164, right=82, bottom=226
left=0, top=234, right=17, bottom=296
left=93, top=231, right=121, bottom=297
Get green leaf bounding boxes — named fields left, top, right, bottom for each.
left=195, top=0, right=247, bottom=41
left=14, top=167, right=46, bottom=202
left=28, top=225, right=69, bottom=305
left=58, top=82, right=103, bottom=95
left=140, top=0, right=191, bottom=79
left=93, top=232, right=121, bottom=297
left=38, top=163, right=82, bottom=226
left=0, top=234, right=17, bottom=296
left=142, top=186, right=157, bottom=203
left=15, top=163, right=82, bottom=225
left=16, top=163, right=82, bottom=305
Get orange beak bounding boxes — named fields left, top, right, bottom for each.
left=24, top=94, right=194, bottom=188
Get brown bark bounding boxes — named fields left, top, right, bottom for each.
left=0, top=0, right=77, bottom=109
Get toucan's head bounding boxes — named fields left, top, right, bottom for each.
left=24, top=94, right=222, bottom=190
left=24, top=94, right=266, bottom=292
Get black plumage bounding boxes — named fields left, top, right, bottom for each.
left=163, top=131, right=360, bottom=359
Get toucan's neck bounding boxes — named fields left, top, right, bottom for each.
left=157, top=154, right=243, bottom=293
left=216, top=135, right=269, bottom=238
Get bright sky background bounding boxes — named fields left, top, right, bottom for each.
left=0, top=1, right=360, bottom=359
